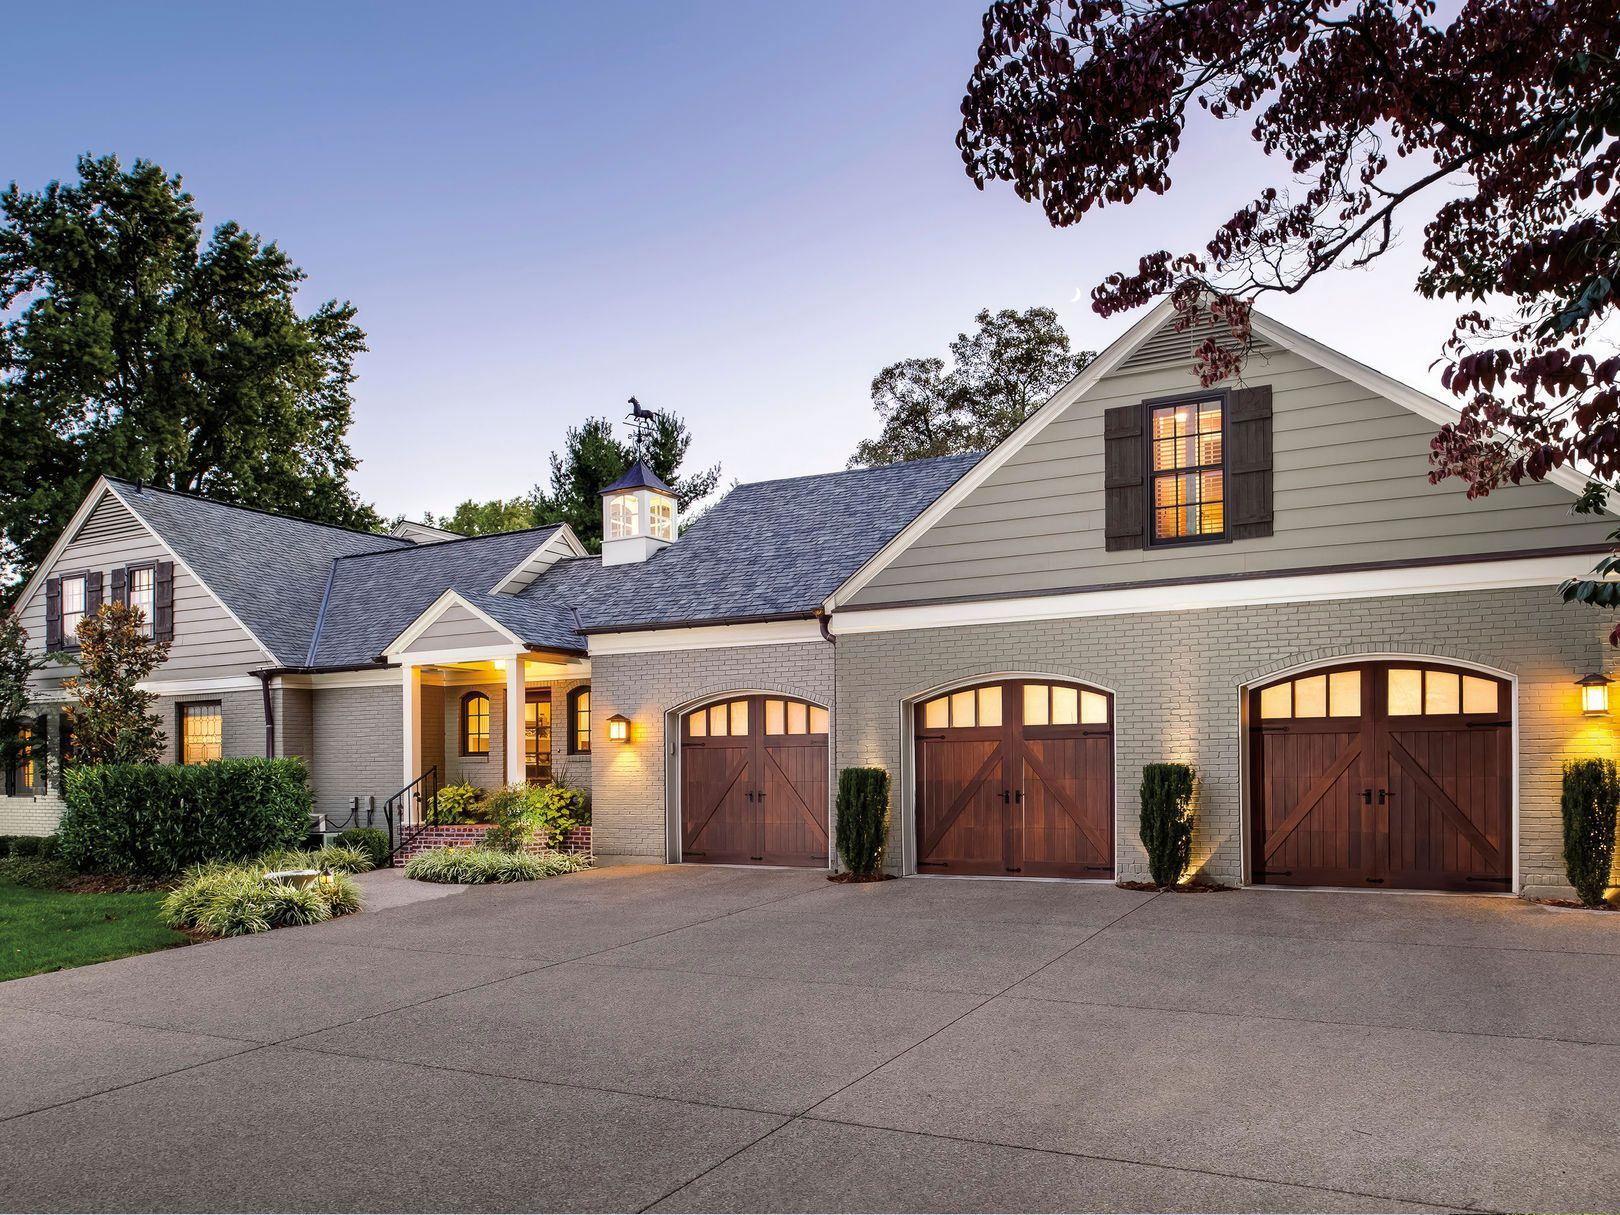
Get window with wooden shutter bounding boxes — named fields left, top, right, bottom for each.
left=153, top=561, right=175, bottom=641
left=1227, top=384, right=1274, bottom=539
left=58, top=574, right=88, bottom=647
left=1148, top=395, right=1226, bottom=543
left=85, top=570, right=103, bottom=616
left=1103, top=404, right=1146, bottom=551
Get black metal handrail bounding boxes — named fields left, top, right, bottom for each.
left=383, top=765, right=440, bottom=858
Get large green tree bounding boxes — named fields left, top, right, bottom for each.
left=850, top=307, right=1093, bottom=466
left=0, top=154, right=381, bottom=600
left=421, top=497, right=537, bottom=537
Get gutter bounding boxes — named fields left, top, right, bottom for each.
left=251, top=660, right=400, bottom=678
left=574, top=609, right=816, bottom=636
left=813, top=606, right=835, bottom=645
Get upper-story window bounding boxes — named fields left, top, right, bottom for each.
left=1150, top=396, right=1225, bottom=543
left=127, top=565, right=155, bottom=636
left=59, top=575, right=88, bottom=643
left=606, top=493, right=641, bottom=539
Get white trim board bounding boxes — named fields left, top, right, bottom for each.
left=828, top=554, right=1592, bottom=636
left=825, top=301, right=1602, bottom=612
left=490, top=526, right=590, bottom=596
left=586, top=618, right=826, bottom=655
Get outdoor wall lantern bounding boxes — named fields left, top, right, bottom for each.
left=607, top=713, right=631, bottom=742
left=1577, top=672, right=1612, bottom=716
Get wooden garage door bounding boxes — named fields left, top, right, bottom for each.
left=680, top=695, right=829, bottom=867
left=1250, top=662, right=1512, bottom=891
left=915, top=680, right=1114, bottom=878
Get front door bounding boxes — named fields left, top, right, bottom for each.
left=679, top=695, right=829, bottom=867
left=524, top=689, right=552, bottom=785
left=1250, top=662, right=1512, bottom=891
left=914, top=680, right=1115, bottom=878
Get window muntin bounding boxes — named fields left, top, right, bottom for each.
left=60, top=575, right=87, bottom=643
left=607, top=492, right=641, bottom=539
left=649, top=496, right=675, bottom=541
left=568, top=687, right=591, bottom=754
left=179, top=702, right=222, bottom=764
left=461, top=692, right=490, bottom=755
left=1150, top=399, right=1225, bottom=542
left=127, top=566, right=155, bottom=635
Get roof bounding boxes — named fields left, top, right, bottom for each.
left=106, top=479, right=413, bottom=665
left=600, top=459, right=672, bottom=496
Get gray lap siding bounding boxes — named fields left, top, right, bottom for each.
left=834, top=586, right=1614, bottom=899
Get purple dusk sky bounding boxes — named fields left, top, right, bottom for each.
left=10, top=1, right=1465, bottom=521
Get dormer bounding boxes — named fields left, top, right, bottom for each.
left=600, top=459, right=677, bottom=566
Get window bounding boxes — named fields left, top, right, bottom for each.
left=126, top=565, right=155, bottom=636
left=649, top=496, right=675, bottom=541
left=686, top=699, right=750, bottom=738
left=606, top=492, right=641, bottom=539
left=60, top=575, right=87, bottom=644
left=1149, top=397, right=1225, bottom=543
left=1388, top=668, right=1500, bottom=717
left=1259, top=670, right=1362, bottom=719
left=179, top=702, right=222, bottom=764
left=567, top=686, right=591, bottom=754
left=919, top=682, right=1107, bottom=729
left=15, top=723, right=36, bottom=790
left=524, top=691, right=552, bottom=784
left=762, top=698, right=829, bottom=736
left=461, top=692, right=490, bottom=755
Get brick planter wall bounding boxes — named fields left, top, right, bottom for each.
left=392, top=823, right=593, bottom=866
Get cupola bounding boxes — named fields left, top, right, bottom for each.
left=600, top=459, right=677, bottom=566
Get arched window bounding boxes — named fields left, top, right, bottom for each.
left=567, top=686, right=591, bottom=754
left=460, top=692, right=490, bottom=756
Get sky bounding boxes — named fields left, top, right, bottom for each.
left=7, top=1, right=1469, bottom=521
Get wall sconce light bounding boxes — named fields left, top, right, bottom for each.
left=493, top=659, right=507, bottom=672
left=607, top=713, right=631, bottom=742
left=1577, top=672, right=1612, bottom=716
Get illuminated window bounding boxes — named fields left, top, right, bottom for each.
left=461, top=692, right=490, bottom=755
left=606, top=492, right=641, bottom=539
left=60, top=575, right=87, bottom=643
left=922, top=683, right=1106, bottom=729
left=762, top=698, right=829, bottom=735
left=567, top=686, right=591, bottom=754
left=15, top=723, right=35, bottom=789
left=1150, top=398, right=1224, bottom=542
left=1388, top=668, right=1500, bottom=717
left=127, top=566, right=155, bottom=636
left=524, top=693, right=551, bottom=784
left=179, top=702, right=222, bottom=764
left=1259, top=670, right=1362, bottom=719
left=649, top=496, right=675, bottom=541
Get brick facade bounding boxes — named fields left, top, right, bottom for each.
left=389, top=822, right=593, bottom=864
left=590, top=641, right=834, bottom=863
left=835, top=587, right=1616, bottom=899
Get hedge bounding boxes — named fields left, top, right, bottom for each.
left=59, top=758, right=315, bottom=876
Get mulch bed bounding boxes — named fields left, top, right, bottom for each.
left=827, top=871, right=898, bottom=883
left=1528, top=896, right=1616, bottom=911
left=1117, top=879, right=1234, bottom=893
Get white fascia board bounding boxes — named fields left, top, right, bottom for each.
left=828, top=554, right=1593, bottom=637
left=489, top=526, right=590, bottom=596
left=9, top=478, right=116, bottom=622
left=393, top=644, right=525, bottom=668
left=276, top=668, right=403, bottom=690
left=825, top=300, right=1179, bottom=611
left=382, top=588, right=527, bottom=659
left=586, top=618, right=825, bottom=655
left=137, top=675, right=266, bottom=696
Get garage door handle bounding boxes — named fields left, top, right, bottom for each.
left=999, top=790, right=1010, bottom=803
left=1362, top=788, right=1372, bottom=804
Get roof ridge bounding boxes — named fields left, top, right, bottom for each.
left=106, top=477, right=412, bottom=546
left=733, top=452, right=983, bottom=493
left=328, top=522, right=564, bottom=563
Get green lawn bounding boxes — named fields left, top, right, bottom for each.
left=0, top=881, right=189, bottom=983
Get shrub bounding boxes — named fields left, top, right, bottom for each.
left=404, top=845, right=590, bottom=884
left=258, top=843, right=374, bottom=875
left=836, top=768, right=890, bottom=876
left=1139, top=763, right=1196, bottom=889
left=482, top=782, right=589, bottom=853
left=1562, top=759, right=1620, bottom=908
left=59, top=757, right=314, bottom=875
left=0, top=856, right=76, bottom=889
left=436, top=783, right=486, bottom=824
left=337, top=827, right=390, bottom=870
left=8, top=835, right=41, bottom=858
left=162, top=861, right=362, bottom=937
left=37, top=833, right=59, bottom=860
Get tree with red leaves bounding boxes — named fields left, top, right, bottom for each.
left=958, top=0, right=1620, bottom=632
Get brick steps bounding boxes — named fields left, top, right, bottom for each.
left=392, top=823, right=593, bottom=866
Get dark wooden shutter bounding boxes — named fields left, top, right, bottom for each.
left=111, top=566, right=127, bottom=606
left=85, top=570, right=103, bottom=614
left=1228, top=385, right=1274, bottom=540
left=32, top=715, right=47, bottom=792
left=1103, top=404, right=1147, bottom=552
left=154, top=561, right=175, bottom=641
left=44, top=578, right=62, bottom=652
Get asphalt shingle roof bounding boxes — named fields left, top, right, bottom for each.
left=107, top=452, right=980, bottom=667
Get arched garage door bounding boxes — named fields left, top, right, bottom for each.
left=914, top=680, right=1114, bottom=878
left=1249, top=661, right=1512, bottom=891
left=679, top=695, right=829, bottom=867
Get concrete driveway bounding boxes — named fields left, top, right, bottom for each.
left=2, top=866, right=1617, bottom=1214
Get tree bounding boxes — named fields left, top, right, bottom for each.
left=957, top=1, right=1620, bottom=626
left=0, top=617, right=50, bottom=778
left=0, top=154, right=381, bottom=601
left=421, top=498, right=538, bottom=537
left=64, top=603, right=170, bottom=765
left=849, top=307, right=1093, bottom=466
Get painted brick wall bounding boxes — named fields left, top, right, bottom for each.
left=443, top=681, right=507, bottom=791
left=309, top=684, right=404, bottom=825
left=276, top=687, right=315, bottom=766
left=591, top=641, right=834, bottom=863
left=835, top=587, right=1616, bottom=899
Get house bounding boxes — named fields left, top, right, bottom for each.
left=4, top=300, right=1615, bottom=899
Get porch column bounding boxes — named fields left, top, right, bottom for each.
left=505, top=653, right=526, bottom=786
left=402, top=662, right=421, bottom=810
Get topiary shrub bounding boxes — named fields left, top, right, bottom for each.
left=59, top=757, right=314, bottom=876
left=404, top=845, right=590, bottom=884
left=1562, top=759, right=1619, bottom=908
left=836, top=768, right=890, bottom=877
left=336, top=827, right=390, bottom=870
left=1139, top=763, right=1196, bottom=889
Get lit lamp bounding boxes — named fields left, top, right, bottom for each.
left=317, top=871, right=336, bottom=890
left=1577, top=673, right=1612, bottom=716
left=607, top=713, right=631, bottom=742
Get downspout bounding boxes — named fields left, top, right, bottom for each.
left=814, top=606, right=835, bottom=645
left=257, top=670, right=276, bottom=759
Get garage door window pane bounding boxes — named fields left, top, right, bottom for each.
left=1424, top=671, right=1460, bottom=715
left=708, top=704, right=727, bottom=735
left=1051, top=685, right=1079, bottom=725
left=1023, top=684, right=1050, bottom=726
left=977, top=685, right=1002, bottom=727
left=787, top=701, right=808, bottom=735
left=688, top=709, right=707, bottom=737
left=1388, top=669, right=1423, bottom=716
left=1462, top=676, right=1499, bottom=715
left=808, top=706, right=829, bottom=734
left=1293, top=674, right=1328, bottom=718
left=1259, top=682, right=1291, bottom=719
left=1328, top=670, right=1361, bottom=717
left=728, top=701, right=749, bottom=736
left=765, top=699, right=785, bottom=735
left=923, top=697, right=947, bottom=729
left=1080, top=690, right=1108, bottom=724
left=950, top=690, right=976, bottom=727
